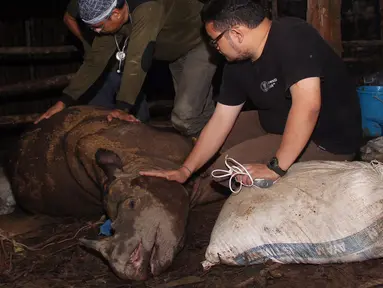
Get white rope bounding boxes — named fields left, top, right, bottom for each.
left=211, top=155, right=275, bottom=194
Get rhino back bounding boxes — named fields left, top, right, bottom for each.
left=88, top=122, right=192, bottom=164
left=6, top=106, right=111, bottom=217
left=6, top=105, right=193, bottom=218
left=72, top=122, right=193, bottom=191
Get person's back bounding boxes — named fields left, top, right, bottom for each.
left=219, top=16, right=362, bottom=155
left=270, top=17, right=362, bottom=154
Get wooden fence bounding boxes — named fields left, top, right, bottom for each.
left=0, top=0, right=382, bottom=126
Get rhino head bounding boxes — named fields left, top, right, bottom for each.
left=80, top=149, right=190, bottom=281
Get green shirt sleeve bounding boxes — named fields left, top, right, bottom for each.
left=116, top=1, right=165, bottom=106
left=62, top=34, right=116, bottom=102
left=66, top=0, right=79, bottom=19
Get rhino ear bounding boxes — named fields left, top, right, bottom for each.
left=95, top=148, right=124, bottom=181
left=79, top=237, right=112, bottom=259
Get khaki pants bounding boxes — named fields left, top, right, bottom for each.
left=169, top=41, right=217, bottom=137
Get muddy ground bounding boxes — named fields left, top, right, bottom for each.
left=1, top=199, right=383, bottom=288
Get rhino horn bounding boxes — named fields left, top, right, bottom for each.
left=79, top=237, right=111, bottom=258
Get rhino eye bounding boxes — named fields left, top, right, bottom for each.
left=129, top=200, right=136, bottom=209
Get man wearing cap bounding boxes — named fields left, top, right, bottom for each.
left=61, top=0, right=149, bottom=118
left=35, top=0, right=217, bottom=137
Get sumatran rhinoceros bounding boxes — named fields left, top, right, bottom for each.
left=6, top=106, right=223, bottom=281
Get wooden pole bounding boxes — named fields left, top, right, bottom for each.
left=0, top=100, right=175, bottom=127
left=0, top=74, right=74, bottom=98
left=343, top=56, right=382, bottom=62
left=0, top=46, right=78, bottom=56
left=380, top=0, right=383, bottom=40
left=342, top=40, right=383, bottom=46
left=271, top=0, right=278, bottom=20
left=25, top=18, right=35, bottom=80
left=0, top=113, right=40, bottom=126
left=307, top=0, right=343, bottom=56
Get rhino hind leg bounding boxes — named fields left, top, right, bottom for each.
left=189, top=176, right=229, bottom=209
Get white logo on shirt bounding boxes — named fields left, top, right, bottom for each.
left=260, top=78, right=278, bottom=92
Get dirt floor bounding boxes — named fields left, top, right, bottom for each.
left=1, top=200, right=383, bottom=288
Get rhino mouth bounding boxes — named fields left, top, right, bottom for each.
left=80, top=226, right=172, bottom=280
left=130, top=241, right=143, bottom=265
left=127, top=241, right=148, bottom=280
left=128, top=233, right=163, bottom=280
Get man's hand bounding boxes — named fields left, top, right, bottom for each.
left=107, top=109, right=140, bottom=123
left=236, top=163, right=279, bottom=185
left=139, top=166, right=191, bottom=184
left=34, top=101, right=66, bottom=124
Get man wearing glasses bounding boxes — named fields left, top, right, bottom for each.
left=61, top=0, right=150, bottom=120
left=141, top=0, right=362, bottom=193
left=36, top=0, right=217, bottom=138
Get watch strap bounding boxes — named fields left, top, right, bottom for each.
left=267, top=157, right=287, bottom=177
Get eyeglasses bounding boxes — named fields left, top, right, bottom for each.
left=209, top=29, right=228, bottom=48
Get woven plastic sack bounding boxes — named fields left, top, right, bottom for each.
left=361, top=136, right=383, bottom=162
left=202, top=160, right=383, bottom=269
left=0, top=167, right=15, bottom=215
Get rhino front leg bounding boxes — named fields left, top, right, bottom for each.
left=189, top=175, right=229, bottom=209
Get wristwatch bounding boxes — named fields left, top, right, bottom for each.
left=267, top=157, right=287, bottom=177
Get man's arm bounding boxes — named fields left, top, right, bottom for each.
left=64, top=0, right=92, bottom=53
left=274, top=23, right=324, bottom=171
left=66, top=0, right=79, bottom=18
left=237, top=77, right=321, bottom=184
left=140, top=103, right=244, bottom=182
left=276, top=77, right=321, bottom=170
left=64, top=0, right=84, bottom=43
left=115, top=1, right=164, bottom=110
left=64, top=12, right=85, bottom=43
left=182, top=103, right=244, bottom=173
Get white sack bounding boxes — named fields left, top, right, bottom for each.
left=0, top=167, right=16, bottom=215
left=202, top=160, right=383, bottom=269
left=360, top=136, right=383, bottom=162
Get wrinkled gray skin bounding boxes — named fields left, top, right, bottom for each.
left=8, top=106, right=226, bottom=281
left=80, top=149, right=191, bottom=281
left=80, top=148, right=224, bottom=281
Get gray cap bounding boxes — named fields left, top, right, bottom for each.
left=78, top=0, right=118, bottom=25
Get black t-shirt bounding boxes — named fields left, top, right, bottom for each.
left=216, top=17, right=362, bottom=154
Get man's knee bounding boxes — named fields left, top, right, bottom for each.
left=171, top=113, right=205, bottom=137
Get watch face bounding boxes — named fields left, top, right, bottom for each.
left=270, top=157, right=278, bottom=167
